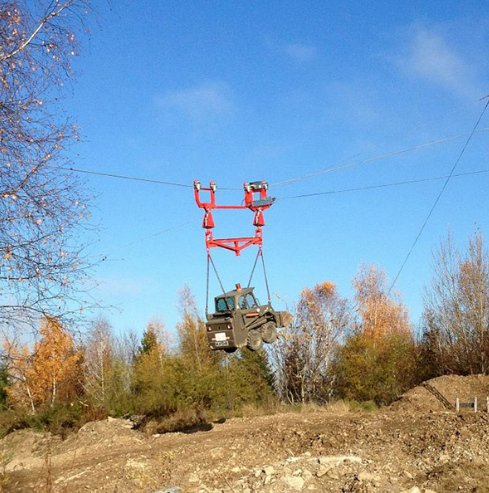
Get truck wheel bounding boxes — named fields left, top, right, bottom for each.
left=247, top=330, right=263, bottom=351
left=224, top=348, right=237, bottom=354
left=262, top=322, right=277, bottom=343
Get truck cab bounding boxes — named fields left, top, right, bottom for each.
left=206, top=285, right=290, bottom=352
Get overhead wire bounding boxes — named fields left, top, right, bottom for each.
left=105, top=220, right=194, bottom=259
left=118, top=220, right=194, bottom=249
left=276, top=168, right=489, bottom=200
left=54, top=165, right=240, bottom=190
left=270, top=128, right=489, bottom=188
left=55, top=165, right=193, bottom=188
left=271, top=95, right=489, bottom=189
left=294, top=96, right=488, bottom=188
left=50, top=129, right=489, bottom=194
left=389, top=99, right=489, bottom=292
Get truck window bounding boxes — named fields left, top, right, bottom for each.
left=238, top=295, right=248, bottom=309
left=245, top=293, right=257, bottom=307
left=238, top=293, right=258, bottom=309
left=216, top=297, right=235, bottom=311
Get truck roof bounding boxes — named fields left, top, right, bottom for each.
left=216, top=287, right=255, bottom=298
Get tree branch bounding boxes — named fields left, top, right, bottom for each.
left=0, top=1, right=74, bottom=63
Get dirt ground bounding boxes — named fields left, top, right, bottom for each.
left=2, top=375, right=489, bottom=493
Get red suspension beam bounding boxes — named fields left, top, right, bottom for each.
left=194, top=180, right=274, bottom=256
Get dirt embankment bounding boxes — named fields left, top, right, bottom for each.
left=1, top=375, right=489, bottom=493
left=392, top=374, right=489, bottom=414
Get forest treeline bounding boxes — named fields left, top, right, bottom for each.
left=1, top=231, right=489, bottom=436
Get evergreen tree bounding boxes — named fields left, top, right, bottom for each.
left=229, top=349, right=275, bottom=406
left=0, top=363, right=8, bottom=410
left=139, top=326, right=159, bottom=356
left=131, top=319, right=178, bottom=416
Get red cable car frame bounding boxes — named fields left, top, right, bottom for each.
left=193, top=180, right=275, bottom=256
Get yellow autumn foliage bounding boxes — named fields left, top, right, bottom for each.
left=4, top=316, right=83, bottom=412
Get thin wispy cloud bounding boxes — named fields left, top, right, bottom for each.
left=284, top=43, right=317, bottom=62
left=399, top=26, right=483, bottom=99
left=155, top=81, right=234, bottom=122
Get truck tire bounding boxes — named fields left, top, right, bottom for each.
left=247, top=330, right=263, bottom=351
left=262, top=322, right=277, bottom=343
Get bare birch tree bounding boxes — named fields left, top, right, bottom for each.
left=83, top=317, right=114, bottom=406
left=271, top=282, right=352, bottom=403
left=0, top=1, right=93, bottom=329
left=422, top=231, right=489, bottom=375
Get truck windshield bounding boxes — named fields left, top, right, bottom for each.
left=239, top=293, right=258, bottom=309
left=216, top=297, right=235, bottom=311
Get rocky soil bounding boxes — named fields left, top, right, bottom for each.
left=1, top=375, right=489, bottom=493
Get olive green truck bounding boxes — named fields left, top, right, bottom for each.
left=206, top=285, right=291, bottom=352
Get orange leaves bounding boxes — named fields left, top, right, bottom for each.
left=33, top=317, right=82, bottom=402
left=353, top=264, right=411, bottom=340
left=4, top=317, right=83, bottom=411
left=320, top=281, right=336, bottom=294
left=271, top=280, right=353, bottom=403
left=297, top=280, right=351, bottom=338
left=3, top=245, right=11, bottom=260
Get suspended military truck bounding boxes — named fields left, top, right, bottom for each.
left=206, top=284, right=291, bottom=352
left=194, top=180, right=291, bottom=352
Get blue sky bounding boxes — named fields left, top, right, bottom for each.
left=64, top=0, right=489, bottom=337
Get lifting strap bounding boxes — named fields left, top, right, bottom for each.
left=206, top=252, right=227, bottom=315
left=260, top=249, right=271, bottom=305
left=247, top=247, right=271, bottom=304
left=206, top=247, right=272, bottom=316
left=247, top=248, right=260, bottom=287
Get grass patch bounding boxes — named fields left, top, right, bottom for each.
left=346, top=400, right=378, bottom=412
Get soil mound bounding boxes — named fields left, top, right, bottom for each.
left=392, top=374, right=489, bottom=413
left=59, top=417, right=142, bottom=453
left=0, top=429, right=59, bottom=473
